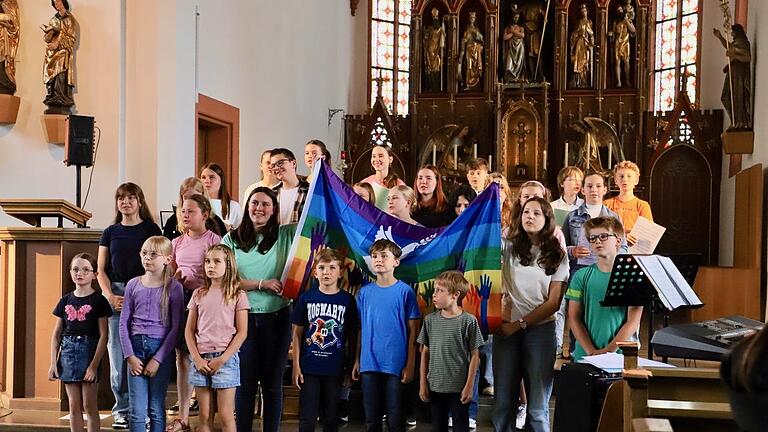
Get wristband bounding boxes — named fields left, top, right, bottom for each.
left=258, top=279, right=263, bottom=290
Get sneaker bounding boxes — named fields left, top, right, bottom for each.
left=166, top=403, right=180, bottom=415
left=469, top=418, right=477, bottom=429
left=189, top=398, right=199, bottom=416
left=448, top=417, right=453, bottom=427
left=112, top=415, right=128, bottom=430
left=482, top=386, right=494, bottom=396
left=515, top=404, right=527, bottom=430
left=338, top=399, right=350, bottom=423
left=406, top=416, right=417, bottom=426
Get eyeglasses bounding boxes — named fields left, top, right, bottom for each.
left=269, top=159, right=291, bottom=170
left=587, top=233, right=618, bottom=243
left=70, top=267, right=94, bottom=274
left=140, top=251, right=164, bottom=259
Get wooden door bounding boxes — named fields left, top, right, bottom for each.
left=195, top=94, right=240, bottom=198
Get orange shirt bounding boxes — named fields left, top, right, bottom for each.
left=603, top=196, right=653, bottom=232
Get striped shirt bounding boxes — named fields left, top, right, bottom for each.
left=417, top=311, right=484, bottom=393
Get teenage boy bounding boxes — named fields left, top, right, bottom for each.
left=270, top=148, right=310, bottom=225
left=550, top=166, right=584, bottom=226
left=418, top=271, right=484, bottom=432
left=465, top=158, right=489, bottom=195
left=603, top=160, right=653, bottom=243
left=353, top=239, right=421, bottom=432
left=565, top=217, right=643, bottom=361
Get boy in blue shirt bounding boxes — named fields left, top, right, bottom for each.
left=353, top=239, right=421, bottom=432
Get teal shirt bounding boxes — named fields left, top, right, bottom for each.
left=220, top=224, right=296, bottom=313
left=565, top=264, right=628, bottom=361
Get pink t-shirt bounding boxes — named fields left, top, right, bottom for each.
left=171, top=230, right=222, bottom=292
left=188, top=288, right=249, bottom=354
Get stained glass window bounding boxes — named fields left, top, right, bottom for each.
left=371, top=0, right=411, bottom=115
left=653, top=0, right=701, bottom=112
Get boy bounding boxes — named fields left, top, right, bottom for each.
left=565, top=217, right=643, bottom=361
left=550, top=166, right=584, bottom=226
left=291, top=248, right=358, bottom=432
left=603, top=161, right=653, bottom=241
left=353, top=239, right=421, bottom=432
left=418, top=271, right=483, bottom=432
left=465, top=158, right=489, bottom=195
left=270, top=147, right=310, bottom=225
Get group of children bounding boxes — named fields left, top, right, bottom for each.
left=47, top=139, right=654, bottom=432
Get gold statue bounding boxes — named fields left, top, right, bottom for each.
left=523, top=3, right=545, bottom=80
left=0, top=0, right=19, bottom=95
left=609, top=3, right=635, bottom=87
left=459, top=11, right=484, bottom=91
left=423, top=8, right=446, bottom=92
left=42, top=0, right=77, bottom=114
left=503, top=5, right=525, bottom=83
left=569, top=4, right=594, bottom=88
left=569, top=117, right=625, bottom=174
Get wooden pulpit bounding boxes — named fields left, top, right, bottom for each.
left=0, top=199, right=111, bottom=410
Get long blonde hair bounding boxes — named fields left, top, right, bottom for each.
left=390, top=185, right=417, bottom=214
left=175, top=177, right=205, bottom=233
left=199, top=244, right=242, bottom=305
left=141, top=236, right=174, bottom=324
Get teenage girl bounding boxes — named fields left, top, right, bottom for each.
left=201, top=163, right=243, bottom=231
left=361, top=145, right=405, bottom=210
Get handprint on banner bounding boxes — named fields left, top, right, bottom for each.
left=478, top=274, right=492, bottom=334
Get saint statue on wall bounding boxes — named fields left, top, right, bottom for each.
left=713, top=24, right=752, bottom=130
left=42, top=0, right=77, bottom=114
left=459, top=11, right=484, bottom=91
left=609, top=3, right=635, bottom=88
left=0, top=0, right=19, bottom=95
left=523, top=3, right=545, bottom=80
left=502, top=5, right=525, bottom=83
left=423, top=8, right=446, bottom=92
left=569, top=3, right=594, bottom=88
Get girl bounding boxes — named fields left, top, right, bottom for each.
left=119, top=236, right=184, bottom=432
left=163, top=177, right=226, bottom=241
left=291, top=248, right=358, bottom=432
left=509, top=180, right=566, bottom=251
left=493, top=197, right=569, bottom=432
left=201, top=163, right=243, bottom=231
left=353, top=181, right=376, bottom=206
left=487, top=173, right=514, bottom=235
left=412, top=165, right=453, bottom=228
left=361, top=145, right=405, bottom=210
left=387, top=185, right=421, bottom=226
left=222, top=187, right=297, bottom=432
left=97, top=182, right=162, bottom=430
left=186, top=245, right=249, bottom=432
left=304, top=139, right=332, bottom=182
left=448, top=184, right=477, bottom=220
left=166, top=194, right=223, bottom=432
left=49, top=253, right=112, bottom=432
left=242, top=150, right=279, bottom=204
left=721, top=325, right=768, bottom=431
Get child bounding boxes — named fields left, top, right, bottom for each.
left=566, top=217, right=642, bottom=361
left=466, top=158, right=489, bottom=195
left=49, top=253, right=112, bottom=432
left=550, top=166, right=584, bottom=226
left=418, top=271, right=484, bottom=432
left=353, top=181, right=377, bottom=205
left=185, top=245, right=249, bottom=432
left=119, top=236, right=184, bottom=432
left=387, top=185, right=421, bottom=226
left=361, top=145, right=406, bottom=210
left=603, top=161, right=653, bottom=243
left=167, top=194, right=222, bottom=432
left=353, top=239, right=421, bottom=432
left=201, top=162, right=243, bottom=230
left=291, top=248, right=359, bottom=432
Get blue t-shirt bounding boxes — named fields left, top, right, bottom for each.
left=99, top=220, right=161, bottom=283
left=356, top=280, right=421, bottom=375
left=291, top=288, right=358, bottom=377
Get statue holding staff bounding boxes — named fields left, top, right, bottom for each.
left=42, top=0, right=77, bottom=114
left=459, top=11, right=484, bottom=90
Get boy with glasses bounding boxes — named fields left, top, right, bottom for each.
left=565, top=217, right=643, bottom=361
left=270, top=148, right=310, bottom=225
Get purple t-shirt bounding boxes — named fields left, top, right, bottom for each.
left=119, top=277, right=184, bottom=364
left=187, top=287, right=249, bottom=354
left=171, top=230, right=222, bottom=292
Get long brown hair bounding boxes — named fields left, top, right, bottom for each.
left=198, top=244, right=242, bottom=305
left=509, top=180, right=551, bottom=236
left=372, top=145, right=401, bottom=188
left=114, top=182, right=155, bottom=225
left=180, top=194, right=221, bottom=236
left=306, top=139, right=332, bottom=166
left=200, top=163, right=232, bottom=220
left=353, top=181, right=377, bottom=205
left=231, top=187, right=280, bottom=254
left=414, top=165, right=447, bottom=213
left=509, top=197, right=564, bottom=275
left=487, top=173, right=513, bottom=229
left=175, top=177, right=204, bottom=233
left=730, top=326, right=768, bottom=391
left=141, top=236, right=174, bottom=324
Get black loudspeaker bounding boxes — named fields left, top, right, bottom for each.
left=553, top=362, right=622, bottom=432
left=64, top=115, right=95, bottom=167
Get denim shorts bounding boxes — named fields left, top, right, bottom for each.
left=188, top=351, right=240, bottom=389
left=58, top=334, right=99, bottom=383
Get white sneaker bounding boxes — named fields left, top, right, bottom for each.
left=469, top=418, right=477, bottom=429
left=515, top=404, right=527, bottom=430
left=448, top=417, right=453, bottom=427
left=111, top=415, right=128, bottom=430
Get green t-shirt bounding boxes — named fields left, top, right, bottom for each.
left=565, top=264, right=628, bottom=361
left=220, top=224, right=296, bottom=313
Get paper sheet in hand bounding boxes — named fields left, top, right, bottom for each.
left=579, top=352, right=675, bottom=373
left=628, top=217, right=666, bottom=254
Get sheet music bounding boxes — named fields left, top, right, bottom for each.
left=628, top=217, right=666, bottom=254
left=580, top=352, right=676, bottom=373
left=658, top=256, right=703, bottom=307
left=635, top=255, right=685, bottom=310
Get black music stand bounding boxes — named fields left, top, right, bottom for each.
left=601, top=255, right=704, bottom=359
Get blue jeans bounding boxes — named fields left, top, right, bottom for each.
left=492, top=320, right=556, bottom=432
left=107, top=282, right=129, bottom=418
left=235, top=308, right=291, bottom=432
left=299, top=374, right=341, bottom=432
left=127, top=335, right=173, bottom=432
left=361, top=372, right=404, bottom=432
left=482, top=335, right=494, bottom=386
left=468, top=369, right=480, bottom=419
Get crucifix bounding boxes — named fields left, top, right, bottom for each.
left=373, top=75, right=390, bottom=99
left=512, top=120, right=533, bottom=165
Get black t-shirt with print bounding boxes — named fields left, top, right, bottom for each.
left=53, top=291, right=113, bottom=337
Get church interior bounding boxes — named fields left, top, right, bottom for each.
left=0, top=0, right=766, bottom=431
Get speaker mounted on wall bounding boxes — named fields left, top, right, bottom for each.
left=64, top=115, right=95, bottom=167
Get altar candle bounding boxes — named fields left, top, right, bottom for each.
left=454, top=143, right=458, bottom=170
left=473, top=143, right=478, bottom=159
left=608, top=145, right=613, bottom=169
left=432, top=144, right=437, bottom=166
left=564, top=142, right=569, bottom=166
left=488, top=154, right=493, bottom=170
left=586, top=141, right=590, bottom=170
left=543, top=150, right=547, bottom=169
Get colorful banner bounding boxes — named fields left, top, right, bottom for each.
left=281, top=161, right=503, bottom=333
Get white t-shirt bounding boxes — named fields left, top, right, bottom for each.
left=210, top=199, right=243, bottom=229
left=550, top=196, right=584, bottom=213
left=586, top=203, right=602, bottom=218
left=278, top=187, right=300, bottom=225
left=242, top=180, right=278, bottom=206
left=502, top=241, right=570, bottom=323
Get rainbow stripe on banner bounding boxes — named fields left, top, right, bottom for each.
left=281, top=161, right=503, bottom=333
